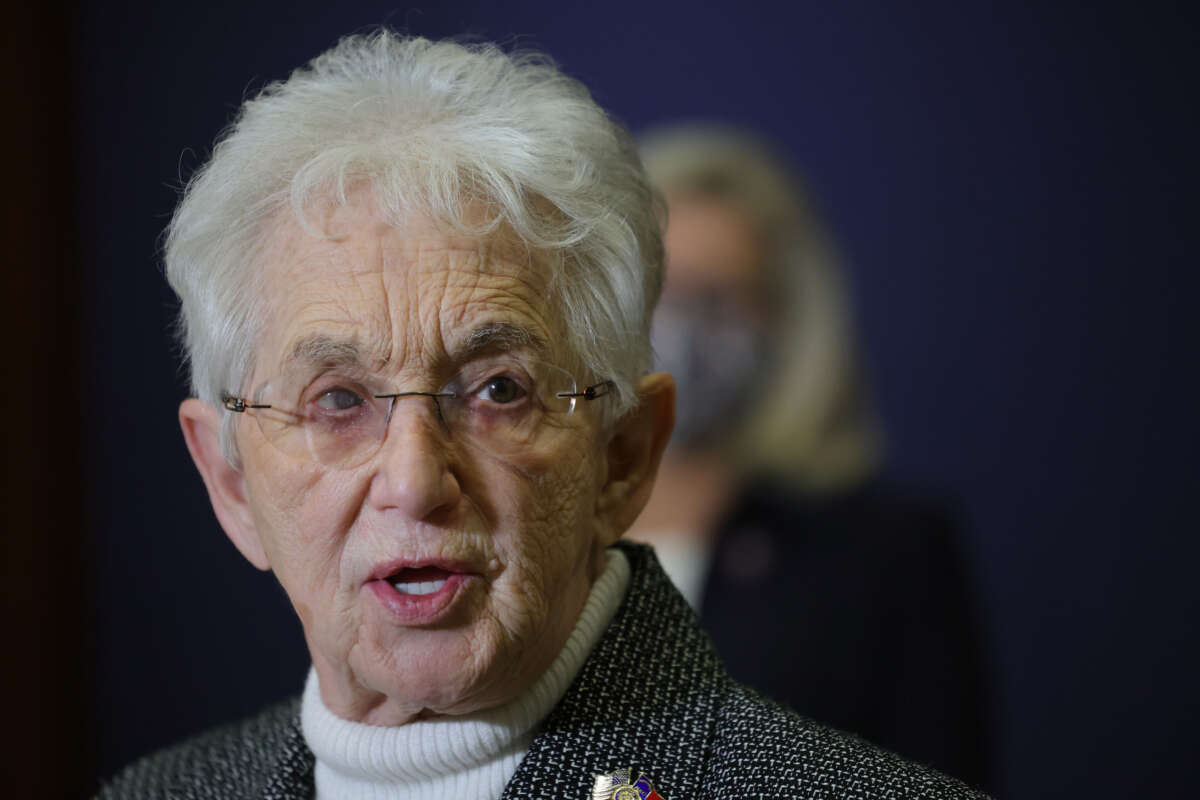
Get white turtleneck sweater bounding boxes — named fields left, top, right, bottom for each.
left=301, top=548, right=631, bottom=800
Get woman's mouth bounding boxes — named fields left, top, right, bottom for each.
left=367, top=561, right=481, bottom=624
left=387, top=565, right=452, bottom=596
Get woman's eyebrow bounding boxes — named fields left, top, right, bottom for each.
left=284, top=334, right=366, bottom=370
left=281, top=324, right=547, bottom=373
left=456, top=322, right=548, bottom=360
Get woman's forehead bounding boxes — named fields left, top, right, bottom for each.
left=261, top=190, right=539, bottom=273
left=253, top=212, right=557, bottom=373
left=259, top=200, right=543, bottom=282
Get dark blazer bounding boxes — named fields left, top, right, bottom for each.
left=99, top=542, right=987, bottom=799
left=701, top=478, right=991, bottom=788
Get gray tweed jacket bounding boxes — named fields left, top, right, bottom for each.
left=99, top=542, right=988, bottom=799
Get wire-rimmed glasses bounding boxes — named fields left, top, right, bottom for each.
left=221, top=357, right=613, bottom=469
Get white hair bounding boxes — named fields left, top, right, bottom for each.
left=165, top=30, right=663, bottom=463
left=639, top=124, right=882, bottom=491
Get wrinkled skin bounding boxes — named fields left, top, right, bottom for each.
left=180, top=192, right=672, bottom=725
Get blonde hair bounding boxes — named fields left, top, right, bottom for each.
left=639, top=124, right=882, bottom=491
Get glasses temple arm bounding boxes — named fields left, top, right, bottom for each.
left=220, top=392, right=272, bottom=413
left=555, top=380, right=615, bottom=401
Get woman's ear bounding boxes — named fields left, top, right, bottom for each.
left=593, top=372, right=676, bottom=546
left=178, top=398, right=270, bottom=570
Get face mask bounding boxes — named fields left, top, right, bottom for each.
left=652, top=294, right=773, bottom=450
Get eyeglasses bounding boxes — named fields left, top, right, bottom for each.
left=221, top=357, right=613, bottom=469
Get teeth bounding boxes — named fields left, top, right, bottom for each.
left=390, top=578, right=448, bottom=596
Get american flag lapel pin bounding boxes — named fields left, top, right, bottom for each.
left=591, top=767, right=666, bottom=800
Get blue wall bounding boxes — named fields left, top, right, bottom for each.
left=79, top=2, right=1198, bottom=796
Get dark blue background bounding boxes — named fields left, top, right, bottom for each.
left=79, top=2, right=1198, bottom=796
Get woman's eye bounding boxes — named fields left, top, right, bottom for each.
left=476, top=376, right=526, bottom=404
left=315, top=388, right=364, bottom=411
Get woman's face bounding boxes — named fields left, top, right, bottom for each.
left=227, top=195, right=615, bottom=725
left=654, top=196, right=774, bottom=447
left=662, top=195, right=769, bottom=307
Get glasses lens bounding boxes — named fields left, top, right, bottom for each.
left=437, top=359, right=578, bottom=458
left=249, top=372, right=391, bottom=468
left=243, top=358, right=586, bottom=468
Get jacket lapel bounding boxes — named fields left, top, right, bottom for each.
left=259, top=703, right=316, bottom=800
left=500, top=543, right=724, bottom=800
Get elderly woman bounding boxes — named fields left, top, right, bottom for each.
left=101, top=31, right=985, bottom=799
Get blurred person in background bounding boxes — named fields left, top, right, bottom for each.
left=631, top=124, right=991, bottom=789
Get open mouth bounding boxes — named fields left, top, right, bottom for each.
left=386, top=565, right=454, bottom=596
left=367, top=558, right=481, bottom=623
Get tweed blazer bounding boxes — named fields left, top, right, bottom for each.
left=99, top=542, right=988, bottom=799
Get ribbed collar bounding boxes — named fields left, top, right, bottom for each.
left=301, top=548, right=631, bottom=800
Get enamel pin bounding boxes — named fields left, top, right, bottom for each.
left=592, top=767, right=666, bottom=800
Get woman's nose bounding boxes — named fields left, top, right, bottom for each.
left=366, top=396, right=462, bottom=520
